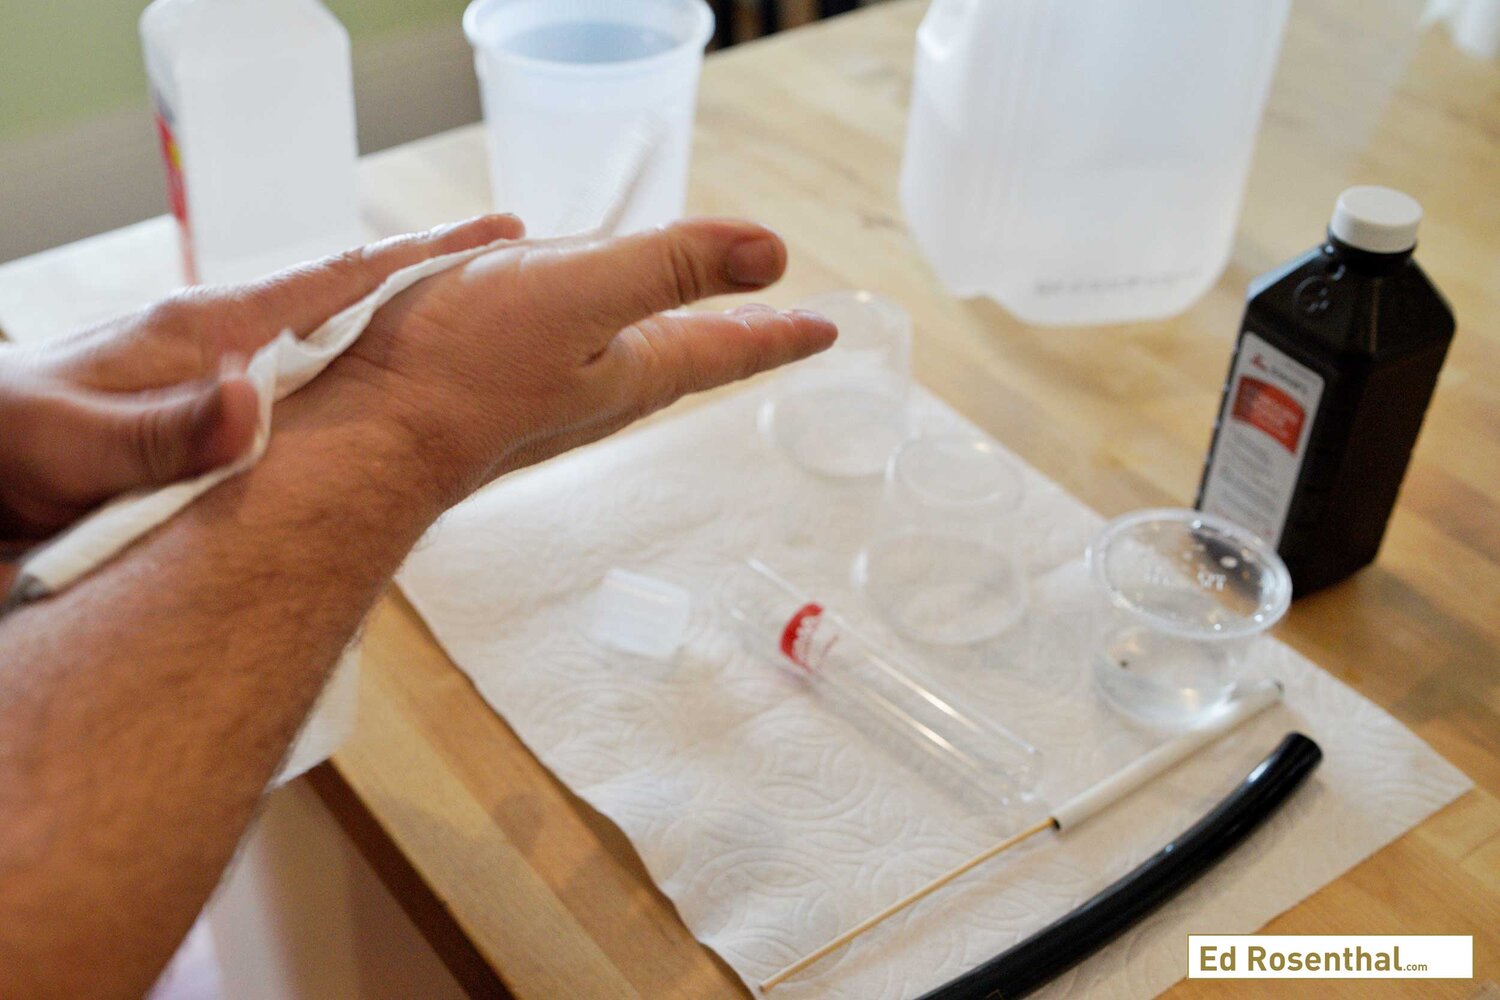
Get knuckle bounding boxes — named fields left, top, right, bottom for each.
left=133, top=405, right=181, bottom=483
left=326, top=244, right=377, bottom=284
left=621, top=333, right=678, bottom=419
left=511, top=246, right=586, bottom=333
left=661, top=231, right=707, bottom=306
left=312, top=238, right=399, bottom=293
left=730, top=314, right=775, bottom=381
left=143, top=290, right=200, bottom=332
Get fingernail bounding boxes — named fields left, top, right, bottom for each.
left=791, top=308, right=837, bottom=331
left=431, top=213, right=515, bottom=238
left=487, top=212, right=524, bottom=236
left=726, top=236, right=783, bottom=288
left=732, top=302, right=778, bottom=315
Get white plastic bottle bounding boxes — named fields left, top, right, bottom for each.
left=900, top=0, right=1291, bottom=326
left=141, top=0, right=362, bottom=285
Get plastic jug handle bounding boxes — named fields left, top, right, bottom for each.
left=919, top=0, right=977, bottom=61
left=914, top=0, right=980, bottom=125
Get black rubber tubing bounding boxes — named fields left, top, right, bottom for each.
left=917, top=732, right=1324, bottom=1000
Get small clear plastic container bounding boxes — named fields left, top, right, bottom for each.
left=760, top=290, right=912, bottom=478
left=721, top=558, right=1040, bottom=807
left=854, top=434, right=1028, bottom=645
left=1087, top=508, right=1292, bottom=727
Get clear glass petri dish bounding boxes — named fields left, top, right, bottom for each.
left=760, top=290, right=912, bottom=478
left=1086, top=508, right=1292, bottom=728
left=854, top=434, right=1028, bottom=646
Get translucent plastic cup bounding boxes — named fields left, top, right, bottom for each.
left=463, top=0, right=714, bottom=236
left=1087, top=509, right=1292, bottom=728
left=854, top=435, right=1028, bottom=646
left=760, top=290, right=913, bottom=478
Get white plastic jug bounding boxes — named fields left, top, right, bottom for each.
left=141, top=0, right=362, bottom=285
left=900, top=0, right=1291, bottom=326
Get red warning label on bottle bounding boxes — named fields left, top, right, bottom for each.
left=1201, top=332, right=1324, bottom=547
left=1230, top=375, right=1306, bottom=453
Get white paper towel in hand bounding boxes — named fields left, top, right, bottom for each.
left=6, top=235, right=526, bottom=605
left=0, top=239, right=512, bottom=782
left=397, top=387, right=1472, bottom=999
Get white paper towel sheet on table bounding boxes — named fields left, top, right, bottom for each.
left=397, top=386, right=1471, bottom=1000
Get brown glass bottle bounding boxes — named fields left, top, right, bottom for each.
left=1197, top=187, right=1455, bottom=596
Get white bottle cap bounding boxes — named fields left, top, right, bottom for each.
left=587, top=569, right=691, bottom=660
left=1329, top=186, right=1423, bottom=254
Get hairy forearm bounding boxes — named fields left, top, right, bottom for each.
left=0, top=389, right=439, bottom=999
left=0, top=211, right=827, bottom=998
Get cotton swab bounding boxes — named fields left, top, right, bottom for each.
left=759, top=678, right=1285, bottom=991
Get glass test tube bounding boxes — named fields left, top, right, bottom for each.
left=722, top=559, right=1040, bottom=807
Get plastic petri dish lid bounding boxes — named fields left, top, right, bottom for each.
left=797, top=289, right=913, bottom=359
left=761, top=289, right=914, bottom=479
left=1087, top=508, right=1292, bottom=641
left=889, top=434, right=1024, bottom=513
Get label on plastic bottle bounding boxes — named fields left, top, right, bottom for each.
left=1201, top=331, right=1324, bottom=547
left=151, top=90, right=197, bottom=284
left=779, top=603, right=838, bottom=673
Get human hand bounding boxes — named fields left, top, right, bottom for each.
left=318, top=217, right=837, bottom=509
left=0, top=215, right=525, bottom=555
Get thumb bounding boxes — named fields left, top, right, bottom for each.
left=67, top=363, right=261, bottom=496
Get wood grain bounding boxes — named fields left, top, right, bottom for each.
left=2, top=0, right=1495, bottom=996
left=328, top=2, right=1500, bottom=996
left=319, top=5, right=1500, bottom=995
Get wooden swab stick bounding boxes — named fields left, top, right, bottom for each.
left=759, top=679, right=1284, bottom=992
left=760, top=816, right=1057, bottom=991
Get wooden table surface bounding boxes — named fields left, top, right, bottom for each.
left=317, top=4, right=1500, bottom=997
left=328, top=3, right=1500, bottom=998
left=4, top=1, right=1496, bottom=997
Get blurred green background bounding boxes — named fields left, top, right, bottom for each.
left=0, top=0, right=470, bottom=142
left=0, top=0, right=831, bottom=260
